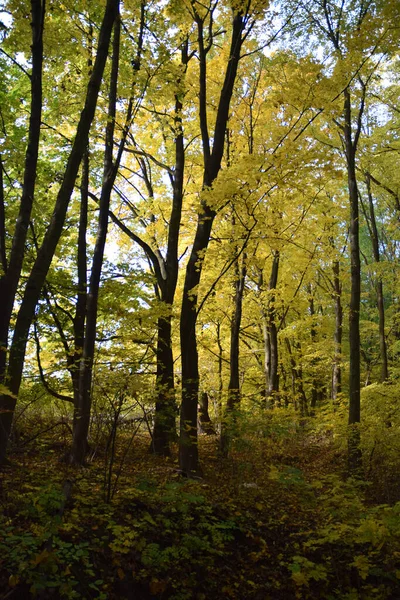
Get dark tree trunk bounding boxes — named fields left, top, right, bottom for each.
left=0, top=156, right=6, bottom=277
left=220, top=252, right=246, bottom=456
left=285, top=337, right=308, bottom=416
left=365, top=173, right=388, bottom=382
left=152, top=314, right=177, bottom=454
left=227, top=253, right=247, bottom=410
left=216, top=321, right=224, bottom=417
left=262, top=317, right=271, bottom=402
left=72, top=150, right=89, bottom=421
left=0, top=0, right=118, bottom=466
left=179, top=11, right=246, bottom=476
left=151, top=51, right=187, bottom=454
left=343, top=88, right=362, bottom=473
left=258, top=252, right=280, bottom=407
left=0, top=0, right=44, bottom=465
left=267, top=251, right=280, bottom=405
left=110, top=26, right=184, bottom=457
left=331, top=260, right=342, bottom=403
left=308, top=287, right=318, bottom=413
left=198, top=392, right=215, bottom=435
left=70, top=24, right=93, bottom=419
left=70, top=12, right=121, bottom=465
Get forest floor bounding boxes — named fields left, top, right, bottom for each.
left=1, top=417, right=400, bottom=600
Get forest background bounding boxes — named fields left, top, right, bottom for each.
left=1, top=0, right=400, bottom=598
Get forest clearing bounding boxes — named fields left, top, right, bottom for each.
left=1, top=0, right=400, bottom=597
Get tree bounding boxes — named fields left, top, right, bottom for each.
left=291, top=0, right=395, bottom=471
left=0, top=0, right=119, bottom=465
left=179, top=1, right=255, bottom=476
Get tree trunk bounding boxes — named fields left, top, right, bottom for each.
left=216, top=321, right=224, bottom=419
left=152, top=314, right=177, bottom=454
left=227, top=253, right=247, bottom=410
left=365, top=173, right=388, bottom=382
left=331, top=260, right=342, bottom=403
left=344, top=88, right=362, bottom=473
left=0, top=0, right=118, bottom=466
left=179, top=10, right=246, bottom=476
left=0, top=0, right=44, bottom=465
left=258, top=252, right=280, bottom=407
left=308, top=287, right=318, bottom=414
left=151, top=51, right=186, bottom=453
left=285, top=337, right=308, bottom=416
left=70, top=12, right=121, bottom=465
left=71, top=150, right=89, bottom=425
left=220, top=251, right=246, bottom=455
left=267, top=251, right=280, bottom=405
left=198, top=392, right=215, bottom=435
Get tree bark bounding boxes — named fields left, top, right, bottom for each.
left=0, top=0, right=118, bottom=466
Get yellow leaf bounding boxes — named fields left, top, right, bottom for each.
left=117, top=568, right=125, bottom=580
left=149, top=579, right=167, bottom=595
left=292, top=571, right=308, bottom=586
left=32, top=550, right=50, bottom=566
left=9, top=574, right=19, bottom=587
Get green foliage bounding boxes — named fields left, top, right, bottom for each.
left=290, top=475, right=400, bottom=599
left=0, top=483, right=100, bottom=599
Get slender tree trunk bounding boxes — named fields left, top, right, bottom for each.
left=285, top=338, right=308, bottom=416
left=220, top=252, right=246, bottom=456
left=0, top=0, right=118, bottom=466
left=0, top=156, right=6, bottom=278
left=331, top=260, right=342, bottom=403
left=198, top=392, right=215, bottom=435
left=262, top=318, right=271, bottom=401
left=344, top=88, right=362, bottom=473
left=257, top=269, right=270, bottom=404
left=267, top=251, right=280, bottom=405
left=71, top=24, right=92, bottom=420
left=0, top=0, right=44, bottom=465
left=179, top=10, right=246, bottom=476
left=72, top=150, right=89, bottom=422
left=70, top=11, right=120, bottom=465
left=365, top=173, right=388, bottom=382
left=216, top=321, right=224, bottom=418
left=227, top=253, right=247, bottom=410
left=308, top=287, right=318, bottom=413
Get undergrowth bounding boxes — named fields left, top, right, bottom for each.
left=1, top=399, right=400, bottom=599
